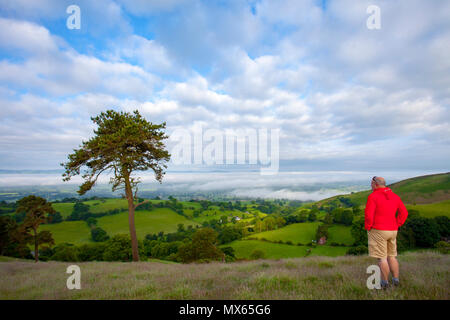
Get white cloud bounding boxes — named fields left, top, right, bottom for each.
left=0, top=0, right=449, bottom=173
left=0, top=18, right=59, bottom=54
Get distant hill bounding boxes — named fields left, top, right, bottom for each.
left=317, top=172, right=450, bottom=207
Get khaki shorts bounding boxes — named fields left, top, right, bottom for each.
left=367, top=229, right=398, bottom=259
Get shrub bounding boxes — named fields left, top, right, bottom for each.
left=250, top=249, right=265, bottom=260
left=405, top=216, right=440, bottom=247
left=86, top=217, right=98, bottom=228
left=397, top=225, right=416, bottom=252
left=78, top=243, right=107, bottom=261
left=218, top=226, right=242, bottom=244
left=91, top=227, right=110, bottom=242
left=346, top=245, right=367, bottom=256
left=225, top=255, right=236, bottom=262
left=49, top=212, right=63, bottom=224
left=304, top=248, right=312, bottom=257
left=308, top=212, right=317, bottom=222
left=220, top=246, right=235, bottom=258
left=351, top=218, right=367, bottom=246
left=51, top=244, right=79, bottom=262
left=39, top=247, right=54, bottom=261
left=103, top=234, right=144, bottom=261
left=435, top=241, right=450, bottom=254
left=434, top=216, right=450, bottom=238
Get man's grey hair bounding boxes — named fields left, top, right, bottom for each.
left=374, top=176, right=386, bottom=186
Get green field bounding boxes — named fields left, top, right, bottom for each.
left=327, top=225, right=354, bottom=246
left=98, top=208, right=198, bottom=239
left=406, top=199, right=450, bottom=218
left=247, top=222, right=320, bottom=244
left=51, top=203, right=75, bottom=218
left=40, top=221, right=92, bottom=244
left=224, top=239, right=348, bottom=259
left=41, top=208, right=198, bottom=244
left=52, top=199, right=130, bottom=218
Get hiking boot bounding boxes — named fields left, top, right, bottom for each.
left=381, top=280, right=390, bottom=290
left=392, top=278, right=400, bottom=287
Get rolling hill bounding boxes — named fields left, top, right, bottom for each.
left=317, top=172, right=450, bottom=207
left=12, top=171, right=449, bottom=260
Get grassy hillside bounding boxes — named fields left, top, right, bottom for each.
left=41, top=208, right=198, bottom=244
left=318, top=172, right=450, bottom=207
left=247, top=222, right=320, bottom=244
left=40, top=221, right=92, bottom=244
left=406, top=199, right=450, bottom=218
left=52, top=199, right=130, bottom=218
left=98, top=208, right=198, bottom=238
left=223, top=240, right=348, bottom=259
left=327, top=225, right=354, bottom=246
left=1, top=251, right=447, bottom=299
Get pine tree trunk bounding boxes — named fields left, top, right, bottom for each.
left=125, top=177, right=140, bottom=262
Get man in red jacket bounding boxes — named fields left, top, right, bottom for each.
left=365, top=176, right=408, bottom=288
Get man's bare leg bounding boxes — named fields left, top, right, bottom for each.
left=387, top=256, right=399, bottom=278
left=378, top=258, right=390, bottom=281
left=388, top=256, right=400, bottom=285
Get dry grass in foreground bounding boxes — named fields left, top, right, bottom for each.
left=0, top=251, right=448, bottom=300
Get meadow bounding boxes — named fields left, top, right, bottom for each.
left=1, top=251, right=448, bottom=299
left=222, top=240, right=348, bottom=259
left=327, top=225, right=354, bottom=245
left=406, top=200, right=450, bottom=218
left=41, top=208, right=198, bottom=244
left=247, top=222, right=321, bottom=244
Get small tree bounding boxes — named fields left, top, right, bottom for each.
left=49, top=212, right=63, bottom=224
left=177, top=228, right=223, bottom=263
left=0, top=216, right=31, bottom=258
left=315, top=224, right=329, bottom=242
left=61, top=110, right=170, bottom=261
left=15, top=195, right=56, bottom=262
left=308, top=212, right=317, bottom=222
left=91, top=227, right=110, bottom=242
left=350, top=217, right=367, bottom=246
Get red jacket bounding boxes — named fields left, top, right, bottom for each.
left=364, top=187, right=408, bottom=231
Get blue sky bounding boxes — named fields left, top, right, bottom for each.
left=0, top=0, right=449, bottom=174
